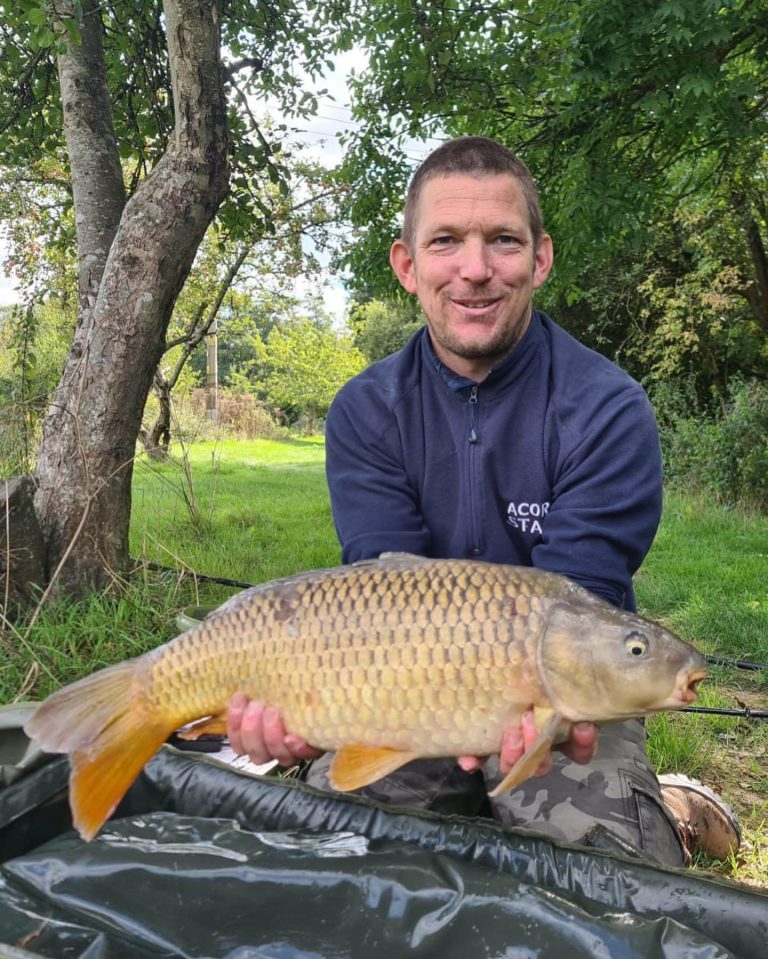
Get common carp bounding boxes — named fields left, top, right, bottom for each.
left=25, top=554, right=707, bottom=841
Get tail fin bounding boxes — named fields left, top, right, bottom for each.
left=25, top=660, right=169, bottom=840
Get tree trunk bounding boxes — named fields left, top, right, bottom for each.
left=744, top=216, right=768, bottom=336
left=52, top=0, right=126, bottom=324
left=140, top=375, right=173, bottom=461
left=34, top=0, right=229, bottom=598
left=0, top=477, right=46, bottom=613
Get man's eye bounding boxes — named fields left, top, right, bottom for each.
left=495, top=235, right=519, bottom=245
left=431, top=235, right=455, bottom=246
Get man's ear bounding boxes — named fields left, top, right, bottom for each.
left=390, top=239, right=418, bottom=295
left=532, top=233, right=554, bottom=290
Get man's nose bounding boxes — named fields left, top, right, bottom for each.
left=458, top=239, right=492, bottom=282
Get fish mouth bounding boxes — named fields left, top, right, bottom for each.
left=676, top=668, right=708, bottom=705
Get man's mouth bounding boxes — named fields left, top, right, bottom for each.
left=451, top=297, right=501, bottom=314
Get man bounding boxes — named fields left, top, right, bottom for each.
left=229, top=137, right=738, bottom=866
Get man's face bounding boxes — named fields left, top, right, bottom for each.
left=390, top=173, right=553, bottom=380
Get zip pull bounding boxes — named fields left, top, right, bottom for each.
left=468, top=386, right=479, bottom=443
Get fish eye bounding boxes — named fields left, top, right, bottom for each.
left=625, top=631, right=648, bottom=656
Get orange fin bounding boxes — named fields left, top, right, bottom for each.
left=328, top=743, right=418, bottom=792
left=175, top=714, right=227, bottom=740
left=488, top=712, right=565, bottom=798
left=25, top=660, right=170, bottom=841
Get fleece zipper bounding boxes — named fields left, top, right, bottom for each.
left=467, top=385, right=482, bottom=556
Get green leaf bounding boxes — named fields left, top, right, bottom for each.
left=27, top=6, right=47, bottom=25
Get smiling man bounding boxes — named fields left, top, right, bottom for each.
left=228, top=137, right=739, bottom=867
left=390, top=170, right=552, bottom=380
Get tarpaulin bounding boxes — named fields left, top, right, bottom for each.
left=1, top=705, right=766, bottom=958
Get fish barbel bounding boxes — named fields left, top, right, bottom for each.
left=25, top=554, right=707, bottom=840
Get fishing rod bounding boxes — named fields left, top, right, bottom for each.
left=137, top=559, right=257, bottom=590
left=705, top=654, right=768, bottom=672
left=697, top=655, right=768, bottom=717
left=682, top=656, right=768, bottom=718
left=681, top=705, right=768, bottom=719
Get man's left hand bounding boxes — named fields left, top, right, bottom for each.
left=456, top=712, right=598, bottom=777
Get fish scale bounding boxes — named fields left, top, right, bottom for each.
left=25, top=554, right=707, bottom=840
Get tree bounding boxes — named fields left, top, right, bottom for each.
left=29, top=0, right=228, bottom=597
left=263, top=316, right=366, bottom=427
left=0, top=0, right=351, bottom=596
left=348, top=297, right=423, bottom=363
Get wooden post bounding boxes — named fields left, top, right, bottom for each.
left=206, top=315, right=219, bottom=421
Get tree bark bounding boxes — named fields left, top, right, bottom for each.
left=53, top=0, right=126, bottom=323
left=34, top=0, right=229, bottom=597
left=744, top=216, right=768, bottom=336
left=140, top=378, right=174, bottom=461
left=1, top=477, right=46, bottom=613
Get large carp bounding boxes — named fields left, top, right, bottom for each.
left=25, top=554, right=707, bottom=840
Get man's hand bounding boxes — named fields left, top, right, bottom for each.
left=457, top=712, right=598, bottom=777
left=226, top=692, right=323, bottom=767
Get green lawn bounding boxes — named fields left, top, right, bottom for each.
left=5, top=438, right=767, bottom=883
left=637, top=491, right=768, bottom=663
left=131, top=437, right=340, bottom=589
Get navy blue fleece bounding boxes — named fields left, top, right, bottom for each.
left=325, top=311, right=662, bottom=611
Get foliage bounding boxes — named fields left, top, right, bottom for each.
left=536, top=189, right=768, bottom=402
left=653, top=378, right=768, bottom=509
left=262, top=316, right=366, bottom=426
left=0, top=158, right=76, bottom=301
left=338, top=0, right=768, bottom=390
left=348, top=297, right=423, bottom=362
left=0, top=0, right=354, bottom=243
left=630, top=195, right=767, bottom=392
left=0, top=299, right=74, bottom=475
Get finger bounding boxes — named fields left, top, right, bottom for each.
left=533, top=752, right=553, bottom=777
left=521, top=710, right=539, bottom=750
left=498, top=724, right=524, bottom=775
left=283, top=734, right=324, bottom=761
left=226, top=692, right=249, bottom=756
left=520, top=711, right=553, bottom=776
left=238, top=700, right=269, bottom=763
left=560, top=721, right=598, bottom=765
left=262, top=706, right=297, bottom=767
left=457, top=755, right=484, bottom=773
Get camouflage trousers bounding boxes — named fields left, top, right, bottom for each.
left=303, top=719, right=685, bottom=868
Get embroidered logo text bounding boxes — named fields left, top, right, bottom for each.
left=506, top=500, right=549, bottom=535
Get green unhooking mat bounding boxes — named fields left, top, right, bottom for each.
left=1, top=704, right=766, bottom=958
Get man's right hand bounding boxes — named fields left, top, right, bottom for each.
left=226, top=692, right=324, bottom=767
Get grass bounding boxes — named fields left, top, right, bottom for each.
left=130, top=437, right=339, bottom=589
left=637, top=490, right=768, bottom=885
left=636, top=490, right=768, bottom=664
left=2, top=443, right=767, bottom=884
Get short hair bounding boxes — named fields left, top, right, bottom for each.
left=401, top=136, right=545, bottom=251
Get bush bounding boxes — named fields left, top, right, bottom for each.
left=178, top=390, right=289, bottom=441
left=654, top=378, right=768, bottom=510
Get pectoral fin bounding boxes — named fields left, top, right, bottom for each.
left=328, top=744, right=418, bottom=791
left=488, top=712, right=565, bottom=798
left=175, top=714, right=228, bottom=740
